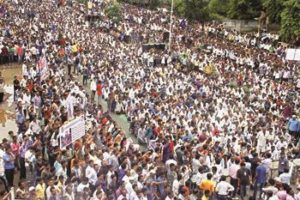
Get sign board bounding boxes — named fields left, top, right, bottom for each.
left=286, top=49, right=300, bottom=61
left=37, top=56, right=49, bottom=80
left=59, top=117, right=85, bottom=149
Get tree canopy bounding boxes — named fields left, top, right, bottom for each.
left=280, top=0, right=300, bottom=42
left=171, top=0, right=300, bottom=42
left=107, top=0, right=300, bottom=42
left=227, top=0, right=262, bottom=20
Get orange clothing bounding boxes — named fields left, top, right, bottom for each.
left=199, top=179, right=215, bottom=193
left=96, top=83, right=102, bottom=96
left=114, top=134, right=122, bottom=145
left=58, top=48, right=65, bottom=57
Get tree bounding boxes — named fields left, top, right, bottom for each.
left=208, top=0, right=230, bottom=20
left=280, top=0, right=300, bottom=42
left=171, top=0, right=186, bottom=16
left=77, top=0, right=88, bottom=4
left=227, top=0, right=262, bottom=20
left=118, top=0, right=162, bottom=9
left=148, top=0, right=162, bottom=9
left=262, top=0, right=284, bottom=23
left=105, top=1, right=122, bottom=24
left=182, top=0, right=211, bottom=25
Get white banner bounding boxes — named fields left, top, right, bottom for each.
left=286, top=49, right=300, bottom=61
left=59, top=117, right=85, bottom=149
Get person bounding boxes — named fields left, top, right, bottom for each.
left=1, top=0, right=300, bottom=199
left=13, top=76, right=20, bottom=101
left=287, top=115, right=300, bottom=139
left=48, top=186, right=60, bottom=200
left=90, top=78, right=97, bottom=101
left=237, top=162, right=251, bottom=200
left=0, top=144, right=9, bottom=192
left=15, top=107, right=25, bottom=133
left=262, top=178, right=279, bottom=195
left=278, top=153, right=289, bottom=175
left=202, top=190, right=211, bottom=200
left=35, top=177, right=46, bottom=200
left=96, top=80, right=102, bottom=105
left=253, top=161, right=267, bottom=200
left=16, top=181, right=29, bottom=199
left=199, top=173, right=215, bottom=194
left=279, top=168, right=292, bottom=185
left=3, top=146, right=15, bottom=188
left=229, top=158, right=240, bottom=196
left=215, top=175, right=234, bottom=200
left=19, top=134, right=32, bottom=180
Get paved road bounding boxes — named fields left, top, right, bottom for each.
left=0, top=66, right=20, bottom=142
left=74, top=74, right=141, bottom=147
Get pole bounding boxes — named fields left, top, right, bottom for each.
left=168, top=0, right=174, bottom=53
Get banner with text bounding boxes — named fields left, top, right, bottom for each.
left=59, top=117, right=85, bottom=149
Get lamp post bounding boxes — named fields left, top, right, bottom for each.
left=168, top=0, right=174, bottom=53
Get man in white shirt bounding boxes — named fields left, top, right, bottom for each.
left=0, top=146, right=8, bottom=192
left=257, top=129, right=267, bottom=155
left=191, top=154, right=201, bottom=173
left=229, top=159, right=240, bottom=196
left=90, top=78, right=97, bottom=101
left=85, top=160, right=98, bottom=186
left=46, top=179, right=60, bottom=200
left=191, top=167, right=207, bottom=185
left=172, top=174, right=182, bottom=196
left=77, top=177, right=90, bottom=193
left=216, top=176, right=234, bottom=199
left=279, top=168, right=292, bottom=185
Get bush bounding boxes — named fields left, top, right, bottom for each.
left=105, top=1, right=122, bottom=24
left=77, top=0, right=88, bottom=4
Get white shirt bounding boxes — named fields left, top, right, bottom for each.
left=192, top=158, right=201, bottom=172
left=279, top=172, right=291, bottom=185
left=90, top=80, right=97, bottom=91
left=172, top=179, right=180, bottom=196
left=0, top=149, right=5, bottom=176
left=86, top=165, right=97, bottom=185
left=215, top=181, right=234, bottom=195
left=191, top=172, right=207, bottom=184
left=46, top=185, right=59, bottom=200
left=77, top=183, right=89, bottom=193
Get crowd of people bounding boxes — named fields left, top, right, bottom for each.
left=0, top=0, right=300, bottom=199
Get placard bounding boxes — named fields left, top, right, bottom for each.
left=59, top=117, right=85, bottom=149
left=286, top=49, right=300, bottom=61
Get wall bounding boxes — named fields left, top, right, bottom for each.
left=223, top=19, right=258, bottom=32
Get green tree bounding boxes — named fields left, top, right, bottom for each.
left=118, top=0, right=162, bottom=9
left=208, top=0, right=230, bottom=20
left=182, top=0, right=211, bottom=26
left=227, top=0, right=262, bottom=20
left=148, top=0, right=162, bottom=9
left=280, top=0, right=300, bottom=41
left=105, top=1, right=122, bottom=24
left=262, top=0, right=284, bottom=23
left=77, top=0, right=88, bottom=4
left=171, top=0, right=186, bottom=16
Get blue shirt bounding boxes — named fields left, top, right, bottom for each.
left=256, top=165, right=267, bottom=184
left=3, top=153, right=14, bottom=170
left=288, top=119, right=300, bottom=132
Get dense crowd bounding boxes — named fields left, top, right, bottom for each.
left=0, top=0, right=300, bottom=200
